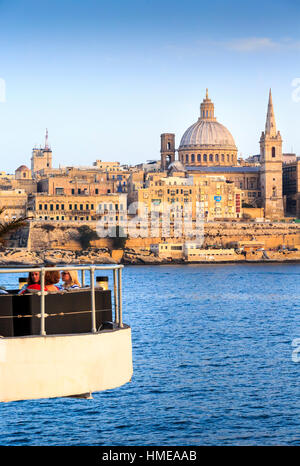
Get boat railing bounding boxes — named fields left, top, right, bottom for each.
left=0, top=264, right=124, bottom=336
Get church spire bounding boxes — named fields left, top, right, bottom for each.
left=265, top=89, right=277, bottom=136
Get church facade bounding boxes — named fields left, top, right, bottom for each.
left=161, top=89, right=285, bottom=219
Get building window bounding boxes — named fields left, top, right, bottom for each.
left=95, top=189, right=99, bottom=194
left=91, top=204, right=94, bottom=210
left=185, top=154, right=189, bottom=163
left=209, top=154, right=213, bottom=162
left=61, top=204, right=64, bottom=210
left=74, top=204, right=77, bottom=210
left=80, top=204, right=83, bottom=211
left=50, top=204, right=53, bottom=211
left=227, top=154, right=230, bottom=162
left=69, top=204, right=72, bottom=210
left=39, top=204, right=42, bottom=210
left=56, top=204, right=59, bottom=210
left=215, top=154, right=219, bottom=162
left=203, top=154, right=207, bottom=162
left=197, top=154, right=201, bottom=162
left=272, top=147, right=276, bottom=158
left=191, top=154, right=195, bottom=162
left=78, top=189, right=81, bottom=194
left=71, top=189, right=75, bottom=195
left=221, top=154, right=224, bottom=162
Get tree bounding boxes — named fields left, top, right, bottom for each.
left=0, top=208, right=31, bottom=246
left=77, top=225, right=98, bottom=249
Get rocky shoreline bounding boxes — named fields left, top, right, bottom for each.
left=0, top=247, right=300, bottom=266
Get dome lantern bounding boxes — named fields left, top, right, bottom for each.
left=200, top=88, right=216, bottom=121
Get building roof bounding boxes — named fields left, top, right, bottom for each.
left=186, top=166, right=260, bottom=173
left=16, top=165, right=30, bottom=171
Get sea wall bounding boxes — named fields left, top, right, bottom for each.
left=24, top=221, right=300, bottom=251
left=1, top=220, right=299, bottom=266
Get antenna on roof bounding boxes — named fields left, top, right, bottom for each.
left=45, top=128, right=49, bottom=150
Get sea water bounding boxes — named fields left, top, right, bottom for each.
left=0, top=263, right=299, bottom=446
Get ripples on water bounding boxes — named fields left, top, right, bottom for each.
left=0, top=263, right=299, bottom=446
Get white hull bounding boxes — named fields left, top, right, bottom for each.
left=0, top=327, right=133, bottom=402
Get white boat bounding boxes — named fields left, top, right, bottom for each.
left=0, top=264, right=133, bottom=402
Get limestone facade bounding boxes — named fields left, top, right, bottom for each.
left=28, top=192, right=126, bottom=222
left=135, top=172, right=243, bottom=221
left=0, top=189, right=27, bottom=220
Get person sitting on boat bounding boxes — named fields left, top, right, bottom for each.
left=18, top=271, right=40, bottom=294
left=60, top=270, right=81, bottom=290
left=22, top=270, right=60, bottom=293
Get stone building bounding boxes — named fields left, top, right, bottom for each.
left=28, top=192, right=126, bottom=222
left=133, top=168, right=243, bottom=221
left=15, top=165, right=32, bottom=180
left=38, top=173, right=114, bottom=196
left=160, top=89, right=287, bottom=219
left=0, top=189, right=27, bottom=220
left=283, top=158, right=300, bottom=217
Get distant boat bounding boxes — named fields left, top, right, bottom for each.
left=0, top=264, right=133, bottom=402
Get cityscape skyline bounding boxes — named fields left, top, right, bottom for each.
left=0, top=0, right=300, bottom=171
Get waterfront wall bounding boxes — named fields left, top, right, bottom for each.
left=22, top=221, right=300, bottom=251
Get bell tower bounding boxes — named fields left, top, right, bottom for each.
left=160, top=133, right=175, bottom=171
left=260, top=89, right=284, bottom=219
left=31, top=129, right=53, bottom=177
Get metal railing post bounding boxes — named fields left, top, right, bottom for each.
left=118, top=267, right=123, bottom=328
left=40, top=268, right=46, bottom=336
left=81, top=269, right=85, bottom=287
left=90, top=266, right=96, bottom=333
left=113, top=268, right=119, bottom=324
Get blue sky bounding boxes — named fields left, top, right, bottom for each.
left=0, top=0, right=300, bottom=171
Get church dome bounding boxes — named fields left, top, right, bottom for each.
left=179, top=89, right=237, bottom=150
left=179, top=119, right=236, bottom=149
left=16, top=165, right=29, bottom=171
